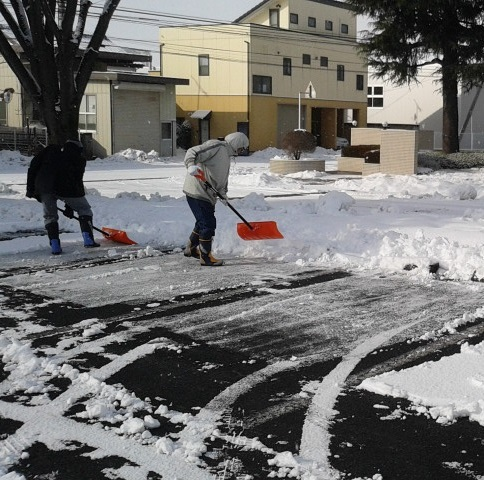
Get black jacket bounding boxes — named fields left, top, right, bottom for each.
left=27, top=143, right=87, bottom=199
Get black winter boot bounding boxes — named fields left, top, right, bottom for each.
left=199, top=238, right=224, bottom=266
left=46, top=222, right=62, bottom=255
left=79, top=215, right=100, bottom=248
left=184, top=230, right=200, bottom=258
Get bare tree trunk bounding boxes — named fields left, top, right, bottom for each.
left=441, top=61, right=460, bottom=154
left=0, top=0, right=120, bottom=145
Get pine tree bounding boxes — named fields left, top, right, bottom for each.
left=348, top=0, right=484, bottom=153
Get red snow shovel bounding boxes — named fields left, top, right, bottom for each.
left=57, top=207, right=137, bottom=245
left=194, top=171, right=284, bottom=241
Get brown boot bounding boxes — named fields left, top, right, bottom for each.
left=184, top=230, right=200, bottom=258
left=199, top=238, right=224, bottom=266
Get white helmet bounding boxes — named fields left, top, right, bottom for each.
left=225, top=132, right=249, bottom=153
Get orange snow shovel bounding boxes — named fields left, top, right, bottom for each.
left=57, top=207, right=137, bottom=245
left=194, top=171, right=284, bottom=241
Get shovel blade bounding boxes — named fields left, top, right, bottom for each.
left=237, top=221, right=284, bottom=241
left=101, top=227, right=138, bottom=245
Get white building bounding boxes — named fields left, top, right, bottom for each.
left=367, top=66, right=484, bottom=151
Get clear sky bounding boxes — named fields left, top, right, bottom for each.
left=100, top=0, right=263, bottom=69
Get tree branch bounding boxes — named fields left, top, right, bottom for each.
left=0, top=27, right=39, bottom=95
left=76, top=0, right=120, bottom=97
left=0, top=1, right=31, bottom=52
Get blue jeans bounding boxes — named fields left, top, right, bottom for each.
left=40, top=194, right=93, bottom=226
left=186, top=196, right=216, bottom=239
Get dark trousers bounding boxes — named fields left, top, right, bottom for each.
left=186, top=196, right=216, bottom=239
left=40, top=194, right=93, bottom=227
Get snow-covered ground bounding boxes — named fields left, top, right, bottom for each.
left=1, top=146, right=483, bottom=479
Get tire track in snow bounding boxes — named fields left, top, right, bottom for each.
left=299, top=318, right=424, bottom=479
left=0, top=338, right=214, bottom=480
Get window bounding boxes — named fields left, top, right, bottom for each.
left=269, top=9, right=280, bottom=27
left=356, top=75, right=364, bottom=91
left=302, top=53, right=311, bottom=65
left=0, top=102, right=6, bottom=126
left=320, top=56, right=328, bottom=67
left=341, top=23, right=349, bottom=34
left=308, top=16, right=316, bottom=27
left=337, top=65, right=345, bottom=81
left=253, top=75, right=272, bottom=94
left=79, top=95, right=96, bottom=131
left=198, top=55, right=209, bottom=76
left=325, top=20, right=333, bottom=31
left=283, top=58, right=292, bottom=76
left=290, top=13, right=299, bottom=24
left=368, top=86, right=384, bottom=107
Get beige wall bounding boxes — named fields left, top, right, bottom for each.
left=243, top=0, right=356, bottom=39
left=161, top=16, right=367, bottom=151
left=0, top=62, right=23, bottom=128
left=161, top=23, right=365, bottom=104
left=161, top=25, right=249, bottom=97
left=344, top=128, right=417, bottom=175
left=83, top=80, right=112, bottom=157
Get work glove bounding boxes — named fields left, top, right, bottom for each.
left=63, top=205, right=75, bottom=219
left=187, top=165, right=203, bottom=178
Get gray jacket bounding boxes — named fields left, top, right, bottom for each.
left=183, top=140, right=233, bottom=205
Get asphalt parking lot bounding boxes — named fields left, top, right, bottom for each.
left=0, top=248, right=483, bottom=479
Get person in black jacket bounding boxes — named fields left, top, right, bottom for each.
left=26, top=139, right=100, bottom=254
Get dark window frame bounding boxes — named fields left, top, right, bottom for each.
left=269, top=9, right=280, bottom=27
left=325, top=20, right=333, bottom=31
left=253, top=75, right=272, bottom=94
left=356, top=74, right=364, bottom=91
left=341, top=23, right=349, bottom=34
left=320, top=56, right=328, bottom=67
left=368, top=86, right=384, bottom=107
left=308, top=16, right=316, bottom=28
left=198, top=54, right=210, bottom=76
left=337, top=64, right=345, bottom=81
left=290, top=13, right=299, bottom=24
left=283, top=57, right=292, bottom=76
left=302, top=53, right=311, bottom=65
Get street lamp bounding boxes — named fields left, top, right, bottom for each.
left=298, top=82, right=316, bottom=130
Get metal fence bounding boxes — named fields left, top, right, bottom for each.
left=0, top=126, right=48, bottom=156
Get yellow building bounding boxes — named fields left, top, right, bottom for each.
left=160, top=0, right=367, bottom=151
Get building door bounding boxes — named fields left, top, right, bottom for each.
left=161, top=121, right=175, bottom=156
left=277, top=104, right=300, bottom=147
left=237, top=122, right=249, bottom=155
left=311, top=108, right=322, bottom=146
left=200, top=119, right=210, bottom=143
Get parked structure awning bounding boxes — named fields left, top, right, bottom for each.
left=190, top=110, right=212, bottom=119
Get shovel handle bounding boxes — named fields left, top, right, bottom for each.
left=57, top=206, right=110, bottom=237
left=203, top=181, right=254, bottom=230
left=193, top=171, right=254, bottom=230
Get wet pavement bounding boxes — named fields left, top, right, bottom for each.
left=0, top=247, right=483, bottom=479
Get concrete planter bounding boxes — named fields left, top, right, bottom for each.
left=269, top=158, right=325, bottom=174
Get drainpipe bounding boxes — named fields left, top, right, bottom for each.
left=245, top=40, right=250, bottom=129
left=109, top=80, right=115, bottom=156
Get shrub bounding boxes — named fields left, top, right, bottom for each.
left=418, top=151, right=484, bottom=170
left=341, top=144, right=380, bottom=158
left=281, top=129, right=317, bottom=160
left=176, top=120, right=192, bottom=150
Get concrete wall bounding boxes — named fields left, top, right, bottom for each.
left=340, top=128, right=417, bottom=175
